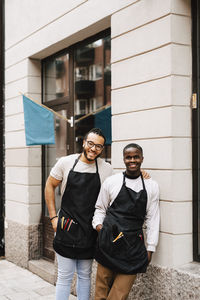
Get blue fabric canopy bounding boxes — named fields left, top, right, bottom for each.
left=94, top=106, right=111, bottom=145
left=23, top=95, right=55, bottom=146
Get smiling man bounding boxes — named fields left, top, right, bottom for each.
left=45, top=128, right=113, bottom=300
left=92, top=143, right=160, bottom=300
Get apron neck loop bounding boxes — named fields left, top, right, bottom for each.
left=123, top=171, right=146, bottom=191
left=72, top=153, right=99, bottom=173
left=140, top=172, right=146, bottom=191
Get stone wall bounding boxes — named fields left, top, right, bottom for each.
left=5, top=220, right=42, bottom=268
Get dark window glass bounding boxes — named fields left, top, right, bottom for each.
left=43, top=54, right=69, bottom=102
left=74, top=36, right=111, bottom=161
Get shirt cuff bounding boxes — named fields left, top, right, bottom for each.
left=147, top=245, right=156, bottom=252
left=92, top=220, right=102, bottom=230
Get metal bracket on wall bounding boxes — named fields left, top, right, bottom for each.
left=192, top=93, right=197, bottom=109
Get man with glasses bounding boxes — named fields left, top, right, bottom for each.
left=45, top=128, right=113, bottom=300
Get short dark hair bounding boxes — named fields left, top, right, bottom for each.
left=84, top=128, right=106, bottom=144
left=123, top=143, right=143, bottom=156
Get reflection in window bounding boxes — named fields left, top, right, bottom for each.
left=43, top=54, right=69, bottom=102
left=44, top=110, right=68, bottom=215
left=74, top=36, right=111, bottom=161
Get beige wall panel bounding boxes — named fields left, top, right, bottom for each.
left=5, top=16, right=109, bottom=67
left=6, top=148, right=28, bottom=166
left=160, top=201, right=192, bottom=234
left=5, top=131, right=26, bottom=149
left=5, top=200, right=41, bottom=225
left=112, top=0, right=191, bottom=38
left=5, top=0, right=135, bottom=49
left=150, top=170, right=192, bottom=202
left=154, top=232, right=192, bottom=267
left=5, top=59, right=41, bottom=85
left=27, top=59, right=41, bottom=77
left=27, top=77, right=42, bottom=94
left=112, top=138, right=191, bottom=170
left=6, top=183, right=41, bottom=205
left=112, top=107, right=190, bottom=140
left=5, top=77, right=41, bottom=101
left=28, top=148, right=42, bottom=167
left=5, top=59, right=28, bottom=84
left=171, top=0, right=191, bottom=16
left=171, top=44, right=191, bottom=75
left=5, top=0, right=87, bottom=49
left=112, top=16, right=171, bottom=63
left=5, top=113, right=24, bottom=132
left=5, top=96, right=24, bottom=116
left=5, top=0, right=136, bottom=67
left=171, top=75, right=191, bottom=106
left=112, top=45, right=190, bottom=90
left=112, top=15, right=191, bottom=63
left=6, top=148, right=41, bottom=167
left=5, top=78, right=28, bottom=100
left=112, top=76, right=191, bottom=115
left=6, top=167, right=41, bottom=185
left=171, top=14, right=191, bottom=45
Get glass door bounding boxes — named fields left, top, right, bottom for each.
left=42, top=53, right=72, bottom=260
left=43, top=108, right=69, bottom=260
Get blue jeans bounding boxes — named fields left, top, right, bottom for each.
left=56, top=253, right=93, bottom=300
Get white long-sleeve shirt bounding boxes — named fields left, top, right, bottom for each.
left=92, top=172, right=160, bottom=252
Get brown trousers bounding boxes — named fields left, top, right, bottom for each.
left=95, top=263, right=137, bottom=300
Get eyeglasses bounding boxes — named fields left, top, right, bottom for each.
left=86, top=140, right=104, bottom=151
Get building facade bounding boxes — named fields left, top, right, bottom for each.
left=4, top=0, right=200, bottom=298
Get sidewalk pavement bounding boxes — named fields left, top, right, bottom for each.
left=0, top=259, right=77, bottom=300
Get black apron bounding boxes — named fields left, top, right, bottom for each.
left=95, top=172, right=148, bottom=274
left=53, top=155, right=101, bottom=259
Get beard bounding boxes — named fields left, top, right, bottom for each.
left=83, top=149, right=101, bottom=161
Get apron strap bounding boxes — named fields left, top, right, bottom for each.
left=123, top=172, right=126, bottom=184
left=72, top=154, right=99, bottom=173
left=71, top=154, right=82, bottom=170
left=95, top=159, right=99, bottom=173
left=140, top=173, right=146, bottom=191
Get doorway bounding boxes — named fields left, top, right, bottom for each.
left=42, top=29, right=111, bottom=260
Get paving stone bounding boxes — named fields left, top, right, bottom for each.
left=0, top=259, right=78, bottom=299
left=34, top=286, right=56, bottom=296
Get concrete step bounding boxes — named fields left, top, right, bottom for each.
left=28, top=258, right=55, bottom=285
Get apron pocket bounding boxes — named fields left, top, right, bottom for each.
left=55, top=209, right=85, bottom=247
left=126, top=231, right=148, bottom=263
left=111, top=235, right=128, bottom=255
left=98, top=225, right=129, bottom=257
